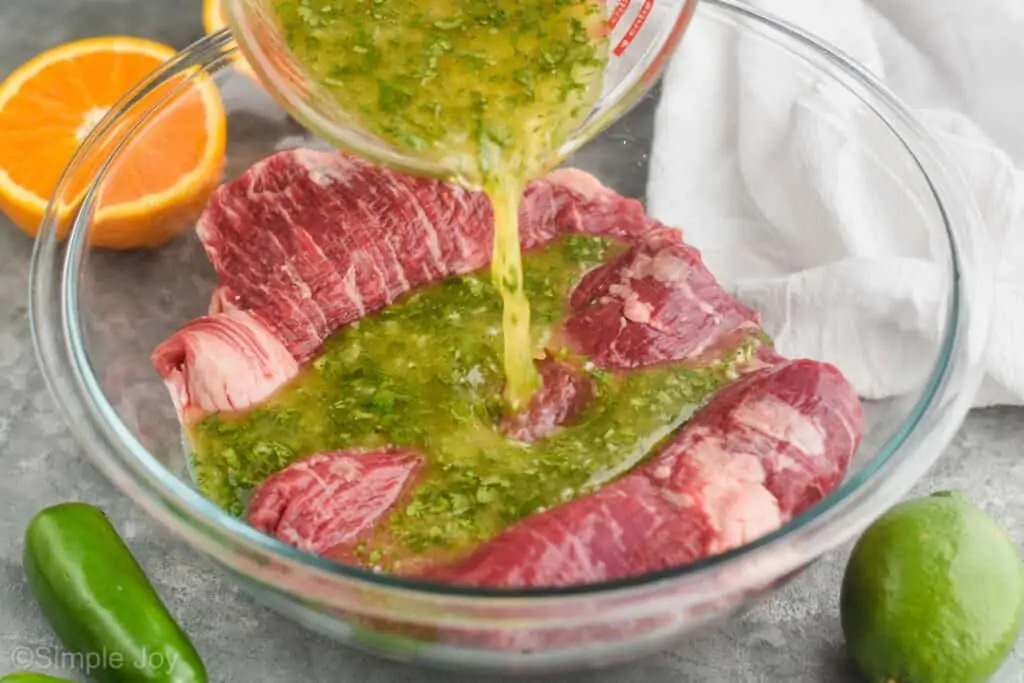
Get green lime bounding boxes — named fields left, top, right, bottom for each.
left=841, top=490, right=1024, bottom=683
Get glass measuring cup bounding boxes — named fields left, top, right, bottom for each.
left=224, top=0, right=700, bottom=187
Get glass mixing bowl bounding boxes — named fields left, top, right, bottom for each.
left=30, top=0, right=991, bottom=674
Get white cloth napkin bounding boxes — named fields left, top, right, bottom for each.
left=647, top=0, right=1024, bottom=407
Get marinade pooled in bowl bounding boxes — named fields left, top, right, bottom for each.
left=188, top=234, right=756, bottom=566
left=152, top=146, right=863, bottom=589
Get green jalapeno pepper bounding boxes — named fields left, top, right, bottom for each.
left=23, top=503, right=207, bottom=683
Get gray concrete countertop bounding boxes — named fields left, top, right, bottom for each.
left=0, top=1, right=1021, bottom=681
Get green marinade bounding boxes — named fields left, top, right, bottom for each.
left=189, top=236, right=757, bottom=563
left=273, top=0, right=610, bottom=407
left=273, top=0, right=608, bottom=180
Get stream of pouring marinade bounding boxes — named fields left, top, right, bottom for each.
left=274, top=0, right=610, bottom=408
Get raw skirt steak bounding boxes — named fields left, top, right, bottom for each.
left=426, top=358, right=861, bottom=588
left=153, top=148, right=863, bottom=589
left=248, top=448, right=423, bottom=555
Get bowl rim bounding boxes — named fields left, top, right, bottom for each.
left=29, top=0, right=991, bottom=611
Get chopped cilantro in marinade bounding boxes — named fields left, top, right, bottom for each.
left=189, top=236, right=760, bottom=559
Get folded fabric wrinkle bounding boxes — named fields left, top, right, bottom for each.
left=648, top=0, right=1022, bottom=406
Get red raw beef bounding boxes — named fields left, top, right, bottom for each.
left=192, top=151, right=650, bottom=364
left=153, top=148, right=864, bottom=589
left=424, top=359, right=863, bottom=588
left=248, top=448, right=422, bottom=555
left=155, top=150, right=662, bottom=424
left=151, top=310, right=299, bottom=425
left=566, top=227, right=764, bottom=369
left=155, top=149, right=762, bottom=426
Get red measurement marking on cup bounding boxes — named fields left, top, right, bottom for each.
left=608, top=0, right=632, bottom=30
left=613, top=0, right=655, bottom=56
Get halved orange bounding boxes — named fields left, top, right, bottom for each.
left=0, top=36, right=227, bottom=250
left=204, top=0, right=258, bottom=81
